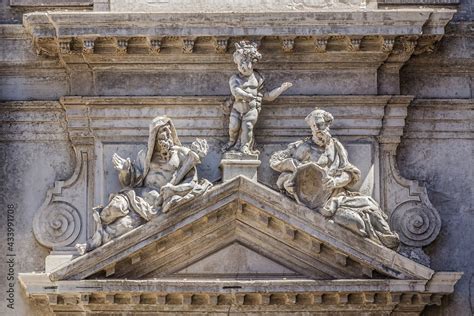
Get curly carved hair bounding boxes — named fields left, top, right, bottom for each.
left=233, top=41, right=262, bottom=63
left=305, top=108, right=334, bottom=128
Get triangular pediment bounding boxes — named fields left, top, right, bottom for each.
left=172, top=242, right=303, bottom=279
left=49, top=176, right=434, bottom=282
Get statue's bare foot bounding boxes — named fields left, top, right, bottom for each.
left=241, top=145, right=252, bottom=155
left=75, top=243, right=87, bottom=255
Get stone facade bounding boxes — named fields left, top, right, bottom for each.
left=0, top=0, right=472, bottom=315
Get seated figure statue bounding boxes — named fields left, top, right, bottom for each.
left=76, top=116, right=212, bottom=255
left=270, top=108, right=399, bottom=249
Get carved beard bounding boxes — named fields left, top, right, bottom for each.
left=155, top=139, right=173, bottom=160
left=313, top=129, right=331, bottom=147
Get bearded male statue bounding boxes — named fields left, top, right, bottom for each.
left=76, top=116, right=212, bottom=255
left=270, top=109, right=399, bottom=249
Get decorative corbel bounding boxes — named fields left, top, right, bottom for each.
left=81, top=38, right=96, bottom=54
left=115, top=37, right=129, bottom=55
left=147, top=37, right=162, bottom=54
left=314, top=37, right=328, bottom=53
left=182, top=38, right=195, bottom=53
left=378, top=97, right=442, bottom=266
left=213, top=37, right=229, bottom=53
left=414, top=35, right=442, bottom=55
left=281, top=37, right=295, bottom=53
left=347, top=37, right=362, bottom=51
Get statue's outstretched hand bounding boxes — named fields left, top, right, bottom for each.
left=281, top=82, right=293, bottom=91
left=112, top=153, right=130, bottom=171
left=191, top=138, right=209, bottom=158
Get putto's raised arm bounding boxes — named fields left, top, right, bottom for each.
left=222, top=40, right=292, bottom=156
left=263, top=82, right=293, bottom=102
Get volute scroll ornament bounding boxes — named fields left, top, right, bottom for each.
left=390, top=203, right=441, bottom=248
left=33, top=202, right=81, bottom=249
left=33, top=149, right=91, bottom=251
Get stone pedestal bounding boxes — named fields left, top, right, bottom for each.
left=220, top=152, right=261, bottom=182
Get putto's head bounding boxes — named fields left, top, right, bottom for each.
left=305, top=108, right=334, bottom=146
left=233, top=41, right=262, bottom=76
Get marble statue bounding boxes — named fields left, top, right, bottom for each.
left=270, top=108, right=400, bottom=249
left=76, top=116, right=212, bottom=254
left=222, top=41, right=293, bottom=155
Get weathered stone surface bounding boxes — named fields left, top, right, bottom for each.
left=222, top=40, right=292, bottom=155
left=73, top=116, right=212, bottom=255
left=270, top=108, right=400, bottom=249
left=0, top=0, right=471, bottom=314
left=18, top=272, right=462, bottom=315
left=109, top=0, right=376, bottom=12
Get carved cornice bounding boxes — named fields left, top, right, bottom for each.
left=18, top=272, right=463, bottom=314
left=0, top=101, right=68, bottom=142
left=379, top=0, right=459, bottom=4
left=404, top=99, right=474, bottom=139
left=60, top=95, right=413, bottom=144
left=22, top=10, right=455, bottom=60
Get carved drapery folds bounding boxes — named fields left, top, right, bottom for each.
left=270, top=109, right=400, bottom=249
left=75, top=116, right=212, bottom=255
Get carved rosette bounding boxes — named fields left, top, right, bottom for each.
left=390, top=203, right=441, bottom=248
left=33, top=202, right=81, bottom=249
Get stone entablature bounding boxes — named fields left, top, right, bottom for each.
left=19, top=274, right=462, bottom=315
left=404, top=99, right=474, bottom=139
left=22, top=11, right=454, bottom=58
left=108, top=0, right=378, bottom=12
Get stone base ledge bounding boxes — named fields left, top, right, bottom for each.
left=19, top=273, right=462, bottom=314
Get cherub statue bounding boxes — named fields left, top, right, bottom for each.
left=270, top=108, right=399, bottom=249
left=76, top=116, right=212, bottom=254
left=222, top=41, right=293, bottom=155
